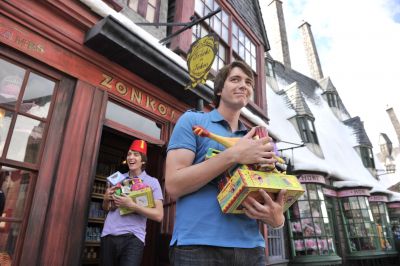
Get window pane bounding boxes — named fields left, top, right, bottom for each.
left=128, top=0, right=139, bottom=11
left=195, top=0, right=204, bottom=15
left=0, top=59, right=25, bottom=108
left=232, top=37, right=238, bottom=52
left=146, top=5, right=156, bottom=22
left=105, top=101, right=161, bottom=139
left=239, top=29, right=244, bottom=43
left=222, top=10, right=229, bottom=25
left=0, top=109, right=13, bottom=156
left=251, top=42, right=256, bottom=55
left=0, top=168, right=33, bottom=264
left=245, top=36, right=251, bottom=50
left=232, top=21, right=238, bottom=37
left=21, top=73, right=55, bottom=119
left=205, top=0, right=213, bottom=9
left=239, top=44, right=245, bottom=59
left=222, top=26, right=229, bottom=43
left=213, top=17, right=221, bottom=35
left=7, top=115, right=44, bottom=164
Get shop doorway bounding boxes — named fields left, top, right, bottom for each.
left=81, top=126, right=164, bottom=266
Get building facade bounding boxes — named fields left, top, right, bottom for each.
left=0, top=0, right=271, bottom=265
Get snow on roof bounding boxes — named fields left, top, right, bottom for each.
left=266, top=80, right=379, bottom=183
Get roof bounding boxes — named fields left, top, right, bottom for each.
left=343, top=116, right=373, bottom=146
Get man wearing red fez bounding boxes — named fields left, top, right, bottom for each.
left=100, top=139, right=164, bottom=266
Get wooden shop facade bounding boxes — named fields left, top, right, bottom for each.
left=0, top=0, right=270, bottom=265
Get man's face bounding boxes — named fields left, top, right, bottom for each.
left=127, top=150, right=143, bottom=172
left=218, top=67, right=254, bottom=109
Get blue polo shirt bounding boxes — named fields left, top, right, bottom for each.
left=167, top=109, right=265, bottom=248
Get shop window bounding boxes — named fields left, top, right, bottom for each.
left=128, top=0, right=160, bottom=23
left=0, top=57, right=56, bottom=165
left=266, top=227, right=285, bottom=263
left=105, top=101, right=161, bottom=139
left=370, top=201, right=395, bottom=250
left=0, top=56, right=58, bottom=264
left=0, top=168, right=34, bottom=264
left=193, top=0, right=260, bottom=103
left=341, top=196, right=378, bottom=252
left=360, top=146, right=375, bottom=169
left=297, top=116, right=319, bottom=144
left=388, top=206, right=400, bottom=241
left=288, top=183, right=337, bottom=257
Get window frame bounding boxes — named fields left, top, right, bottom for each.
left=287, top=183, right=337, bottom=257
left=326, top=92, right=338, bottom=108
left=359, top=146, right=375, bottom=169
left=297, top=116, right=319, bottom=144
left=192, top=0, right=262, bottom=105
left=369, top=201, right=395, bottom=251
left=340, top=196, right=379, bottom=253
left=0, top=56, right=59, bottom=170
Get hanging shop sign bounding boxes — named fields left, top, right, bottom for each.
left=337, top=188, right=370, bottom=198
left=388, top=202, right=400, bottom=209
left=369, top=195, right=388, bottom=202
left=298, top=174, right=325, bottom=184
left=323, top=187, right=337, bottom=197
left=187, top=33, right=218, bottom=89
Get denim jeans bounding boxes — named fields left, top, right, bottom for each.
left=100, top=233, right=144, bottom=266
left=169, top=245, right=266, bottom=266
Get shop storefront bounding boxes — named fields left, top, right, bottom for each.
left=0, top=1, right=270, bottom=265
left=388, top=201, right=400, bottom=252
left=337, top=186, right=398, bottom=264
left=0, top=3, right=190, bottom=265
left=287, top=173, right=341, bottom=265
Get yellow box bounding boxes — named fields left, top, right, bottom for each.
left=217, top=169, right=304, bottom=214
left=119, top=187, right=155, bottom=215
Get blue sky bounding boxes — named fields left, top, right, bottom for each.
left=261, top=0, right=400, bottom=155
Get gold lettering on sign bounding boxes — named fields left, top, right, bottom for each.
left=15, top=36, right=44, bottom=53
left=98, top=73, right=179, bottom=122
left=101, top=74, right=113, bottom=89
left=146, top=97, right=156, bottom=111
left=130, top=88, right=142, bottom=105
left=116, top=82, right=127, bottom=95
left=170, top=110, right=176, bottom=121
left=158, top=104, right=167, bottom=115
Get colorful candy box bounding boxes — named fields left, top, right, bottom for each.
left=217, top=168, right=304, bottom=214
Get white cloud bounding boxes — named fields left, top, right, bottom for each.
left=261, top=0, right=400, bottom=154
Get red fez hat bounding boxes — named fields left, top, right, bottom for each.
left=129, top=140, right=147, bottom=155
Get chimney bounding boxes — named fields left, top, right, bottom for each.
left=386, top=107, right=400, bottom=146
left=299, top=21, right=324, bottom=80
left=265, top=0, right=291, bottom=67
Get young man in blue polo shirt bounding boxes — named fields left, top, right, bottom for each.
left=166, top=61, right=286, bottom=265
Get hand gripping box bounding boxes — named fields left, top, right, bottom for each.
left=119, top=187, right=155, bottom=215
left=217, top=169, right=304, bottom=214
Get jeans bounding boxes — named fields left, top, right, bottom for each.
left=100, top=233, right=144, bottom=266
left=169, top=245, right=266, bottom=266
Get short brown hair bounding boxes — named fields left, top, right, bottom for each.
left=213, top=60, right=254, bottom=108
left=140, top=153, right=147, bottom=171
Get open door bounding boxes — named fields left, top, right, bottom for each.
left=81, top=126, right=164, bottom=266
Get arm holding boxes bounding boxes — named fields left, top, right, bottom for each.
left=196, top=125, right=304, bottom=226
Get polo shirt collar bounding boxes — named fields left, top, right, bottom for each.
left=209, top=109, right=247, bottom=132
